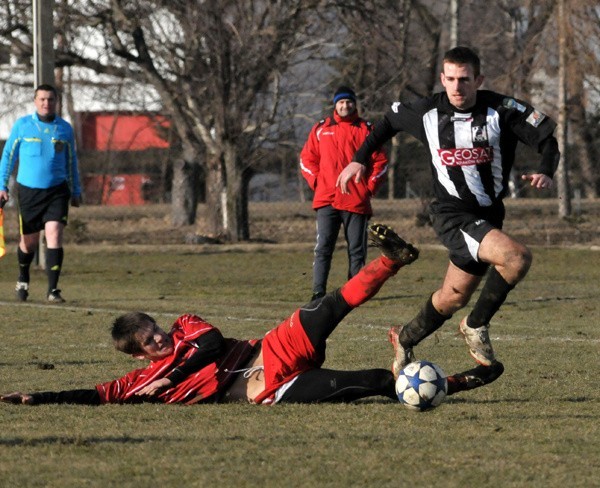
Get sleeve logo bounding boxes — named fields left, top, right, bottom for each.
left=526, top=110, right=546, bottom=127
left=502, top=98, right=527, bottom=112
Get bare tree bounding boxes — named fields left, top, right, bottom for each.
left=1, top=0, right=330, bottom=240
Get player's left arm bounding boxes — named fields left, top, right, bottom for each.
left=1, top=389, right=101, bottom=405
left=521, top=135, right=559, bottom=190
left=65, top=122, right=82, bottom=204
left=135, top=329, right=225, bottom=396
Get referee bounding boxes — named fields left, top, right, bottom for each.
left=0, top=84, right=82, bottom=303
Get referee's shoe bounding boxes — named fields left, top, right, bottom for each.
left=47, top=289, right=66, bottom=303
left=15, top=281, right=29, bottom=302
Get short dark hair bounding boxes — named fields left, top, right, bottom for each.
left=34, top=84, right=57, bottom=97
left=443, top=46, right=481, bottom=78
left=111, top=312, right=156, bottom=354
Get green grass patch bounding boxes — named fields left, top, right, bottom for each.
left=0, top=246, right=598, bottom=487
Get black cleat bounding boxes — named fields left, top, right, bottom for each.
left=368, top=223, right=419, bottom=265
left=446, top=361, right=505, bottom=396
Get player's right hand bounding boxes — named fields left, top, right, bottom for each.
left=0, top=190, right=9, bottom=207
left=0, top=392, right=34, bottom=405
left=336, top=162, right=365, bottom=194
left=135, top=378, right=173, bottom=396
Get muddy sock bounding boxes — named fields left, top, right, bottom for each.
left=468, top=268, right=514, bottom=328
left=399, top=295, right=451, bottom=348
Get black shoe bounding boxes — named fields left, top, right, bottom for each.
left=446, top=361, right=505, bottom=396
left=47, top=289, right=66, bottom=303
left=368, top=223, right=419, bottom=265
left=311, top=291, right=326, bottom=301
left=15, top=281, right=29, bottom=302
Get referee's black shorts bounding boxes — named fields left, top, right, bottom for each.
left=17, top=181, right=71, bottom=235
left=429, top=200, right=505, bottom=276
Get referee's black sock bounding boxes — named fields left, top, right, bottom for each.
left=400, top=294, right=451, bottom=348
left=468, top=267, right=515, bottom=328
left=46, top=247, right=64, bottom=292
left=17, top=248, right=35, bottom=283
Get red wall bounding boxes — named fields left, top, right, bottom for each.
left=80, top=112, right=170, bottom=151
left=84, top=174, right=156, bottom=206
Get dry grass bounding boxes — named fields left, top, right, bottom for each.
left=2, top=198, right=598, bottom=249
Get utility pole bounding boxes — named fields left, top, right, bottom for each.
left=33, top=0, right=56, bottom=269
left=450, top=0, right=459, bottom=47
left=556, top=0, right=571, bottom=218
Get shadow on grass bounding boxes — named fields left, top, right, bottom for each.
left=0, top=360, right=110, bottom=368
left=0, top=435, right=182, bottom=447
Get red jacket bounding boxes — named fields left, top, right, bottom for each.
left=300, top=110, right=388, bottom=215
left=95, top=314, right=257, bottom=405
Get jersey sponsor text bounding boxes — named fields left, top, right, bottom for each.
left=438, top=146, right=494, bottom=167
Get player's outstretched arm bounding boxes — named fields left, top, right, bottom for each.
left=1, top=392, right=34, bottom=404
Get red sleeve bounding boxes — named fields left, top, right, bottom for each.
left=171, top=314, right=218, bottom=342
left=96, top=368, right=145, bottom=403
left=299, top=123, right=322, bottom=190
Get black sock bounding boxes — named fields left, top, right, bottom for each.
left=468, top=267, right=515, bottom=328
left=280, top=368, right=396, bottom=403
left=400, top=295, right=451, bottom=348
left=17, top=248, right=35, bottom=282
left=46, top=247, right=64, bottom=292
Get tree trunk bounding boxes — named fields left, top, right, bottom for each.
left=569, top=56, right=598, bottom=199
left=171, top=157, right=200, bottom=226
left=223, top=142, right=250, bottom=242
left=204, top=153, right=226, bottom=237
left=387, top=136, right=399, bottom=199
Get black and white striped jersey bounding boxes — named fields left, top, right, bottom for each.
left=354, top=90, right=558, bottom=210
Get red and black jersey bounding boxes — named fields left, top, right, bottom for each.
left=354, top=90, right=559, bottom=211
left=300, top=110, right=388, bottom=215
left=96, top=314, right=257, bottom=404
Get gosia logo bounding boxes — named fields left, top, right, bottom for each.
left=438, top=147, right=493, bottom=166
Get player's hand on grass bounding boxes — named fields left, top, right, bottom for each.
left=135, top=378, right=173, bottom=397
left=521, top=173, right=553, bottom=189
left=1, top=392, right=34, bottom=405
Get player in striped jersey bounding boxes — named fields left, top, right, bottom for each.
left=337, top=46, right=560, bottom=381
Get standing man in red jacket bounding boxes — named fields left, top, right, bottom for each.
left=300, top=86, right=388, bottom=301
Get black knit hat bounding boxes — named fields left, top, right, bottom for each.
left=333, top=86, right=357, bottom=104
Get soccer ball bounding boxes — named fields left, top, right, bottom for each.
left=395, top=360, right=448, bottom=411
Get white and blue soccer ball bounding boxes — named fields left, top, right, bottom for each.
left=395, top=360, right=448, bottom=411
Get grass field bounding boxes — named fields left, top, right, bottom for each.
left=0, top=230, right=599, bottom=486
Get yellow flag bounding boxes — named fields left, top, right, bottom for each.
left=0, top=209, right=5, bottom=258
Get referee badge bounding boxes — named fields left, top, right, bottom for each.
left=52, top=138, right=65, bottom=153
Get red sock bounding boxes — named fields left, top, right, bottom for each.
left=340, top=256, right=401, bottom=307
